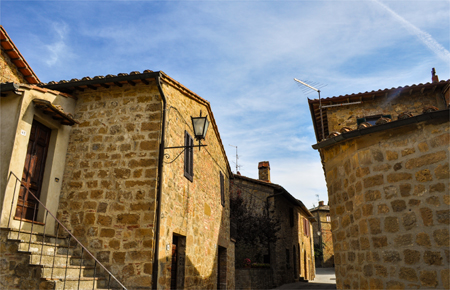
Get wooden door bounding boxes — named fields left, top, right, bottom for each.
left=171, top=236, right=178, bottom=290
left=15, top=120, right=51, bottom=221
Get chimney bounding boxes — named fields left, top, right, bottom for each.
left=319, top=201, right=324, bottom=207
left=432, top=68, right=439, bottom=83
left=258, top=161, right=270, bottom=182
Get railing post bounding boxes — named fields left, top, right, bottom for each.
left=18, top=196, right=25, bottom=239
left=93, top=260, right=97, bottom=290
left=7, top=177, right=19, bottom=229
left=63, top=235, right=71, bottom=290
left=28, top=202, right=37, bottom=252
left=51, top=223, right=60, bottom=280
left=40, top=211, right=49, bottom=265
left=78, top=247, right=84, bottom=290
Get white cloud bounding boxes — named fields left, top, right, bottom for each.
left=45, top=22, right=72, bottom=66
left=372, top=0, right=450, bottom=63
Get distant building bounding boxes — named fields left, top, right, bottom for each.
left=309, top=201, right=334, bottom=268
left=231, top=161, right=316, bottom=289
left=308, top=70, right=449, bottom=289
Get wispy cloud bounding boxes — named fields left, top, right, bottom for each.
left=45, top=22, right=72, bottom=66
left=372, top=0, right=450, bottom=63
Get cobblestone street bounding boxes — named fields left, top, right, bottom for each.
left=276, top=268, right=336, bottom=289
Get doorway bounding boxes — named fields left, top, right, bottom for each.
left=15, top=120, right=51, bottom=222
left=170, top=234, right=186, bottom=289
left=217, top=246, right=227, bottom=289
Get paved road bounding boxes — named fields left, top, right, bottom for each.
left=275, top=268, right=336, bottom=289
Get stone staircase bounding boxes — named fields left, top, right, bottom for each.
left=4, top=228, right=113, bottom=290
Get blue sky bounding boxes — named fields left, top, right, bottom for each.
left=2, top=0, right=449, bottom=208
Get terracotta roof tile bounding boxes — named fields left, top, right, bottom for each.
left=0, top=26, right=40, bottom=84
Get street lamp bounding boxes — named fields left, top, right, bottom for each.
left=191, top=113, right=209, bottom=141
left=164, top=112, right=209, bottom=151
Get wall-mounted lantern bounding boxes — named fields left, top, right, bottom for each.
left=165, top=111, right=209, bottom=151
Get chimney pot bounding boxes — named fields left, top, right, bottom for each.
left=319, top=201, right=324, bottom=206
left=432, top=68, right=439, bottom=83
left=258, top=161, right=270, bottom=182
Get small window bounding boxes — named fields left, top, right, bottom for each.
left=357, top=114, right=392, bottom=126
left=184, top=131, right=193, bottom=181
left=303, top=219, right=310, bottom=237
left=285, top=249, right=290, bottom=268
left=220, top=172, right=225, bottom=206
left=289, top=208, right=294, bottom=227
left=326, top=214, right=331, bottom=222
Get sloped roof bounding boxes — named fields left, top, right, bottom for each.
left=308, top=79, right=450, bottom=142
left=42, top=70, right=233, bottom=176
left=0, top=26, right=40, bottom=84
left=234, top=174, right=315, bottom=220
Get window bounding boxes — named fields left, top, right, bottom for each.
left=303, top=218, right=310, bottom=237
left=289, top=208, right=294, bottom=227
left=326, top=214, right=331, bottom=222
left=184, top=131, right=193, bottom=181
left=220, top=172, right=225, bottom=206
left=285, top=249, right=290, bottom=269
left=357, top=114, right=392, bottom=126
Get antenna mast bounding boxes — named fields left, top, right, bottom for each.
left=229, top=144, right=240, bottom=173
left=294, top=78, right=325, bottom=140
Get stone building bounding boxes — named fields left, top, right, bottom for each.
left=231, top=161, right=316, bottom=288
left=1, top=25, right=234, bottom=290
left=309, top=201, right=334, bottom=268
left=307, top=71, right=450, bottom=289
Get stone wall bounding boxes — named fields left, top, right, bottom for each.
left=232, top=175, right=316, bottom=287
left=156, top=79, right=234, bottom=290
left=321, top=117, right=449, bottom=289
left=272, top=195, right=315, bottom=284
left=0, top=229, right=42, bottom=290
left=57, top=81, right=162, bottom=288
left=235, top=268, right=274, bottom=290
left=325, top=90, right=446, bottom=133
left=0, top=49, right=27, bottom=84
left=311, top=209, right=334, bottom=267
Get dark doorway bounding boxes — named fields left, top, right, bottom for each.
left=217, top=246, right=227, bottom=289
left=304, top=251, right=308, bottom=280
left=171, top=236, right=178, bottom=290
left=293, top=245, right=297, bottom=279
left=171, top=234, right=186, bottom=290
left=15, top=120, right=51, bottom=222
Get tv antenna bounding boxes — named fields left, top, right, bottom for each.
left=294, top=78, right=325, bottom=140
left=229, top=144, right=241, bottom=173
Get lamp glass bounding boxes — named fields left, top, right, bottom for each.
left=191, top=116, right=209, bottom=140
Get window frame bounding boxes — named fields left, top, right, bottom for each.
left=184, top=131, right=194, bottom=182
left=303, top=218, right=310, bottom=237
left=220, top=172, right=225, bottom=207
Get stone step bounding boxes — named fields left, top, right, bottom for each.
left=44, top=277, right=108, bottom=290
left=7, top=229, right=69, bottom=246
left=18, top=241, right=74, bottom=256
left=30, top=253, right=95, bottom=267
left=40, top=265, right=98, bottom=279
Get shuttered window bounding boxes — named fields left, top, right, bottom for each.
left=220, top=172, right=225, bottom=206
left=303, top=218, right=310, bottom=237
left=184, top=131, right=193, bottom=181
left=289, top=208, right=294, bottom=227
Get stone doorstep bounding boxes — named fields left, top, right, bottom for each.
left=40, top=265, right=101, bottom=280
left=6, top=228, right=70, bottom=246
left=44, top=276, right=108, bottom=290
left=30, top=253, right=94, bottom=267
left=17, top=241, right=74, bottom=256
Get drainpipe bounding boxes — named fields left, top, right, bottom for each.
left=152, top=73, right=167, bottom=290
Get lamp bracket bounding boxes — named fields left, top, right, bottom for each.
left=164, top=144, right=207, bottom=150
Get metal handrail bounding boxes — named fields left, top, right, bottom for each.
left=7, top=171, right=128, bottom=290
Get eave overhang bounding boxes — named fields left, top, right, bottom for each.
left=312, top=109, right=449, bottom=150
